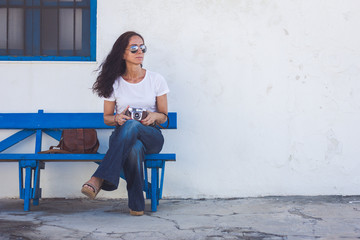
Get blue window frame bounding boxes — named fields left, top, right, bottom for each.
left=0, top=0, right=96, bottom=61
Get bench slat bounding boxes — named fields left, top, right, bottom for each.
left=0, top=112, right=177, bottom=129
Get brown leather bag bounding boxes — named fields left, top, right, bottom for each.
left=39, top=129, right=99, bottom=154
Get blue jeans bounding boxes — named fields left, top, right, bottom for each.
left=93, top=120, right=164, bottom=211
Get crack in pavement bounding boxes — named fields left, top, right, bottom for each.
left=138, top=217, right=289, bottom=240
left=288, top=208, right=323, bottom=221
left=148, top=215, right=181, bottom=230
left=107, top=230, right=168, bottom=239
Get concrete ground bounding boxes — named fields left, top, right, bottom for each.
left=0, top=196, right=360, bottom=240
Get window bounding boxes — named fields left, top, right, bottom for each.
left=0, top=0, right=96, bottom=61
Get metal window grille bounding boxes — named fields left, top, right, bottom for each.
left=0, top=0, right=95, bottom=61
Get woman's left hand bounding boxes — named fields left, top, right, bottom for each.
left=141, top=112, right=158, bottom=126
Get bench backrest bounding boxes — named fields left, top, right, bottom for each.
left=0, top=110, right=177, bottom=129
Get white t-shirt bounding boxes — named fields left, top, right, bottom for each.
left=104, top=70, right=170, bottom=114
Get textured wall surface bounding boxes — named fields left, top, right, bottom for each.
left=1, top=0, right=360, bottom=199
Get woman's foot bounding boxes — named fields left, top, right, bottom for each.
left=81, top=177, right=103, bottom=200
left=130, top=209, right=144, bottom=216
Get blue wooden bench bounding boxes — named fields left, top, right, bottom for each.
left=0, top=110, right=176, bottom=212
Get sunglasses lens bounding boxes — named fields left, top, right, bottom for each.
left=130, top=45, right=138, bottom=53
left=140, top=45, right=147, bottom=53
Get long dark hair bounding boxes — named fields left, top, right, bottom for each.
left=92, top=31, right=145, bottom=98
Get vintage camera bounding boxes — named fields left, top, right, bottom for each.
left=125, top=107, right=148, bottom=121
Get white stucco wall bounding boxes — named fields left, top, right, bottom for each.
left=1, top=0, right=360, bottom=199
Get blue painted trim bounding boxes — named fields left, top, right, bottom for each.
left=25, top=0, right=32, bottom=7
left=32, top=8, right=41, bottom=56
left=0, top=0, right=97, bottom=62
left=33, top=0, right=40, bottom=6
left=90, top=0, right=97, bottom=61
left=82, top=8, right=91, bottom=57
left=0, top=56, right=93, bottom=61
left=7, top=49, right=23, bottom=55
left=76, top=0, right=90, bottom=7
left=25, top=8, right=33, bottom=56
left=42, top=50, right=89, bottom=56
left=2, top=0, right=24, bottom=6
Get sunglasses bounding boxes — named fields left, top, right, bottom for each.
left=128, top=44, right=147, bottom=54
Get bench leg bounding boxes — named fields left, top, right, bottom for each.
left=144, top=167, right=150, bottom=199
left=19, top=160, right=42, bottom=211
left=159, top=162, right=165, bottom=200
left=24, top=167, right=32, bottom=211
left=33, top=129, right=43, bottom=206
left=151, top=168, right=159, bottom=212
left=32, top=162, right=44, bottom=206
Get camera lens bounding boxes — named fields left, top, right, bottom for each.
left=134, top=112, right=140, bottom=120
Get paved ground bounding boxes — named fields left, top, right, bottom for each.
left=0, top=196, right=360, bottom=240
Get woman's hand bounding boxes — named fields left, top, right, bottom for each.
left=114, top=106, right=131, bottom=126
left=141, top=111, right=168, bottom=126
left=140, top=111, right=158, bottom=126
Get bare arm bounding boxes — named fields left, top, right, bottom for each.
left=103, top=100, right=130, bottom=126
left=141, top=94, right=168, bottom=126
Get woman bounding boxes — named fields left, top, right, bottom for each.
left=81, top=31, right=169, bottom=216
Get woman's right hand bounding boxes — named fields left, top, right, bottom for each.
left=114, top=106, right=131, bottom=126
left=104, top=101, right=131, bottom=126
